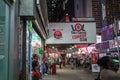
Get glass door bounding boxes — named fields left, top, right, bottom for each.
left=0, top=0, right=10, bottom=80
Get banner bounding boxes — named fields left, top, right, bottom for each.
left=46, top=22, right=96, bottom=44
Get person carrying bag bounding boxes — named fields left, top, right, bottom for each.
left=95, top=56, right=120, bottom=80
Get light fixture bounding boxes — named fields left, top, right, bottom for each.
left=52, top=46, right=55, bottom=49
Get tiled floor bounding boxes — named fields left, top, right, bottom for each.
left=42, top=65, right=95, bottom=80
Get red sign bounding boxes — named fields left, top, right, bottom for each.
left=54, top=30, right=62, bottom=39
left=71, top=23, right=87, bottom=41
left=72, top=34, right=86, bottom=39
left=92, top=54, right=98, bottom=64
left=74, top=44, right=88, bottom=48
left=74, top=23, right=83, bottom=32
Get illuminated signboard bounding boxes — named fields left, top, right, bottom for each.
left=101, top=24, right=114, bottom=41
left=46, top=22, right=96, bottom=44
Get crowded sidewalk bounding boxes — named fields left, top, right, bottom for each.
left=42, top=65, right=95, bottom=80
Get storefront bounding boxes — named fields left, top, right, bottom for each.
left=19, top=0, right=48, bottom=79
left=0, top=0, right=48, bottom=80
left=109, top=38, right=120, bottom=62
left=31, top=26, right=45, bottom=74
left=18, top=19, right=46, bottom=80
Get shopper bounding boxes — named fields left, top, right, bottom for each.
left=32, top=54, right=39, bottom=61
left=97, top=56, right=120, bottom=80
left=32, top=54, right=42, bottom=80
left=32, top=60, right=41, bottom=80
left=70, top=58, right=74, bottom=69
left=59, top=57, right=62, bottom=69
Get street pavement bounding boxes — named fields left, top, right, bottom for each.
left=42, top=65, right=95, bottom=80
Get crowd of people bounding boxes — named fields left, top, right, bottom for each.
left=32, top=53, right=58, bottom=80
left=57, top=56, right=90, bottom=69
left=31, top=53, right=120, bottom=80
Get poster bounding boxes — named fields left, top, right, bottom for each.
left=92, top=64, right=100, bottom=72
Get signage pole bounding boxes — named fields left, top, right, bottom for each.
left=113, top=18, right=120, bottom=66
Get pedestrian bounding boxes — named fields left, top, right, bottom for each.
left=71, top=58, right=74, bottom=69
left=96, top=56, right=120, bottom=80
left=32, top=54, right=39, bottom=61
left=62, top=58, right=65, bottom=67
left=32, top=54, right=42, bottom=79
left=32, top=60, right=41, bottom=80
left=59, top=57, right=62, bottom=69
left=44, top=58, right=48, bottom=74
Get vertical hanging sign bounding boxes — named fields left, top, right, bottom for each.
left=28, top=21, right=33, bottom=33
left=28, top=20, right=32, bottom=76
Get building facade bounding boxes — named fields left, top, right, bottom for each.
left=0, top=0, right=48, bottom=80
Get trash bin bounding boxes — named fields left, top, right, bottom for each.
left=52, top=63, right=56, bottom=74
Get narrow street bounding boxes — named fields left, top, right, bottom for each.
left=43, top=65, right=95, bottom=80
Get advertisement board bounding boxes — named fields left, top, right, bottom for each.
left=46, top=22, right=96, bottom=44
left=92, top=64, right=100, bottom=72
left=101, top=24, right=114, bottom=41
